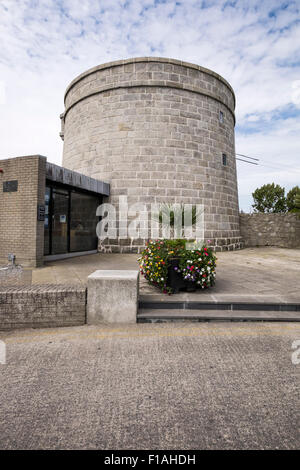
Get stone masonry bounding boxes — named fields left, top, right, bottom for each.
left=0, top=155, right=46, bottom=267
left=0, top=285, right=86, bottom=330
left=61, top=57, right=242, bottom=253
left=240, top=213, right=300, bottom=248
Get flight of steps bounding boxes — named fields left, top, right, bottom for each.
left=138, top=300, right=300, bottom=322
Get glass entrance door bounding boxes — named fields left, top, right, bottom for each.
left=70, top=192, right=100, bottom=252
left=44, top=184, right=101, bottom=256
left=51, top=189, right=69, bottom=254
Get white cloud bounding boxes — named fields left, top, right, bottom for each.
left=0, top=0, right=299, bottom=210
left=292, top=80, right=300, bottom=105
left=0, top=81, right=6, bottom=104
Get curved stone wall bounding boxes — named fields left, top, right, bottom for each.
left=61, top=57, right=242, bottom=252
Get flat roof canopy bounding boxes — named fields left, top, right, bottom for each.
left=46, top=162, right=110, bottom=196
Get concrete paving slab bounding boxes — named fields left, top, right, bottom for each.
left=1, top=248, right=300, bottom=304
left=0, top=322, right=299, bottom=449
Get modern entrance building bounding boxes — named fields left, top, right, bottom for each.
left=0, top=155, right=109, bottom=267
left=44, top=162, right=109, bottom=259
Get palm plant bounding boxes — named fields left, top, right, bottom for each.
left=151, top=203, right=204, bottom=238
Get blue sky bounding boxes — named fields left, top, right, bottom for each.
left=0, top=0, right=299, bottom=211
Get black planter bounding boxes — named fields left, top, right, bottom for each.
left=167, top=258, right=197, bottom=294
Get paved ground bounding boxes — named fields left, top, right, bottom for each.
left=2, top=247, right=299, bottom=303
left=140, top=246, right=300, bottom=303
left=0, top=322, right=299, bottom=450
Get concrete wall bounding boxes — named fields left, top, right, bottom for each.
left=240, top=213, right=300, bottom=248
left=62, top=57, right=242, bottom=253
left=0, top=285, right=86, bottom=330
left=0, top=155, right=46, bottom=267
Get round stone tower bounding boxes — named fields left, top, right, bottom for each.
left=61, top=57, right=242, bottom=252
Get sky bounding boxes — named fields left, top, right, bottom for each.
left=0, top=0, right=299, bottom=211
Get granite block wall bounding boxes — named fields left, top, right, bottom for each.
left=61, top=57, right=242, bottom=252
left=240, top=213, right=300, bottom=248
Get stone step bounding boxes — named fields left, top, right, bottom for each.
left=137, top=309, right=300, bottom=322
left=139, top=300, right=300, bottom=312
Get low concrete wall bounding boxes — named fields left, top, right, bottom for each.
left=0, top=285, right=86, bottom=330
left=240, top=213, right=300, bottom=248
left=87, top=270, right=139, bottom=324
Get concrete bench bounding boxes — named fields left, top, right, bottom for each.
left=87, top=270, right=139, bottom=324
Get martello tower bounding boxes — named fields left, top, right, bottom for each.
left=61, top=57, right=242, bottom=252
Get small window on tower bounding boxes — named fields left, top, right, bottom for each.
left=219, top=111, right=224, bottom=123
left=222, top=153, right=227, bottom=166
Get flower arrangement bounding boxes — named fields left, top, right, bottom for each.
left=138, top=239, right=217, bottom=294
left=177, top=245, right=216, bottom=288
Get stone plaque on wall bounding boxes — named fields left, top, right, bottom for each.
left=3, top=180, right=18, bottom=192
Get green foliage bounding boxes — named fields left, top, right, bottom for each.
left=290, top=194, right=300, bottom=213
left=162, top=239, right=186, bottom=251
left=252, top=183, right=287, bottom=213
left=153, top=204, right=202, bottom=227
left=287, top=186, right=300, bottom=212
left=138, top=239, right=217, bottom=294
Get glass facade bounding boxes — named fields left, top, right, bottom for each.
left=44, top=184, right=101, bottom=256
left=70, top=192, right=100, bottom=252
left=52, top=189, right=69, bottom=255
left=44, top=187, right=51, bottom=255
